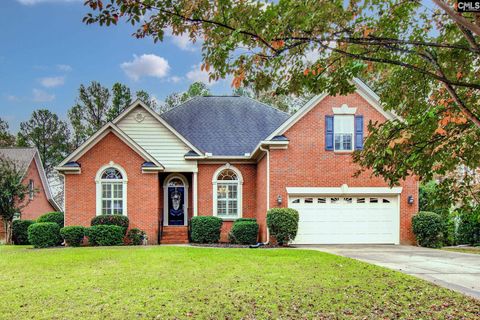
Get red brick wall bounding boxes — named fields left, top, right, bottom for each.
left=268, top=93, right=418, bottom=244
left=256, top=155, right=268, bottom=242
left=1, top=158, right=57, bottom=242
left=64, top=132, right=160, bottom=244
left=21, top=158, right=57, bottom=220
left=197, top=163, right=257, bottom=242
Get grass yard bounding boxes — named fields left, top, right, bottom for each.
left=1, top=246, right=479, bottom=319
left=442, top=247, right=480, bottom=255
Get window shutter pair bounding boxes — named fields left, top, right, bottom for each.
left=324, top=115, right=363, bottom=150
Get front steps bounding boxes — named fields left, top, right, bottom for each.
left=160, top=226, right=189, bottom=244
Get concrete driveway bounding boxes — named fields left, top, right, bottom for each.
left=297, top=245, right=480, bottom=299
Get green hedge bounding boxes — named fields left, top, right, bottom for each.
left=37, top=212, right=64, bottom=228
left=60, top=226, right=85, bottom=247
left=190, top=216, right=223, bottom=243
left=27, top=222, right=61, bottom=248
left=457, top=210, right=480, bottom=246
left=12, top=220, right=35, bottom=245
left=91, top=215, right=129, bottom=234
left=229, top=220, right=259, bottom=245
left=86, top=225, right=125, bottom=246
left=266, top=208, right=299, bottom=245
left=412, top=211, right=444, bottom=248
left=126, top=228, right=146, bottom=245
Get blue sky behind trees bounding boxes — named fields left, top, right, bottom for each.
left=0, top=0, right=231, bottom=131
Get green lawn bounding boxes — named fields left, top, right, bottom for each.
left=1, top=246, right=479, bottom=319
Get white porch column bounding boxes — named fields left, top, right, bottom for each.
left=193, top=172, right=198, bottom=216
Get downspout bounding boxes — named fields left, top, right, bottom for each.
left=250, top=145, right=270, bottom=248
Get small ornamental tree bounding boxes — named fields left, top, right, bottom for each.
left=0, top=158, right=35, bottom=244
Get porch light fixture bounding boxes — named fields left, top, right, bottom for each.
left=277, top=195, right=283, bottom=205
left=407, top=195, right=414, bottom=205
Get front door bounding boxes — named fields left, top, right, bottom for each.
left=164, top=176, right=188, bottom=226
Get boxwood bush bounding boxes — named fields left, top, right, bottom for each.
left=86, top=225, right=125, bottom=246
left=91, top=215, right=129, bottom=234
left=12, top=220, right=35, bottom=245
left=412, top=211, right=444, bottom=248
left=37, top=212, right=64, bottom=228
left=60, top=226, right=85, bottom=247
left=126, top=228, right=146, bottom=245
left=27, top=222, right=61, bottom=248
left=229, top=219, right=259, bottom=245
left=266, top=208, right=299, bottom=245
left=190, top=216, right=223, bottom=243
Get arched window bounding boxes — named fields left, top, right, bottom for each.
left=213, top=165, right=243, bottom=219
left=96, top=164, right=127, bottom=216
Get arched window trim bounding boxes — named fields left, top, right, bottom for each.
left=212, top=164, right=243, bottom=220
left=95, top=162, right=128, bottom=216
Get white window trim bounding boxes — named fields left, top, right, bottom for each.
left=95, top=162, right=128, bottom=216
left=163, top=173, right=189, bottom=226
left=212, top=164, right=243, bottom=220
left=333, top=114, right=355, bottom=152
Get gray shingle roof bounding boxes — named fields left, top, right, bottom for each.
left=161, top=96, right=290, bottom=156
left=0, top=147, right=36, bottom=174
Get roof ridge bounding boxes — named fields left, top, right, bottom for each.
left=242, top=95, right=291, bottom=116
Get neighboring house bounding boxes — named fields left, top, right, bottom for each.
left=56, top=78, right=418, bottom=245
left=0, top=148, right=61, bottom=241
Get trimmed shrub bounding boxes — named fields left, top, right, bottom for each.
left=37, top=212, right=64, bottom=228
left=457, top=210, right=480, bottom=246
left=126, top=228, right=146, bottom=245
left=412, top=211, right=444, bottom=248
left=86, top=225, right=124, bottom=246
left=229, top=220, right=259, bottom=245
left=27, top=222, right=61, bottom=248
left=12, top=220, right=35, bottom=245
left=267, top=208, right=299, bottom=245
left=60, top=226, right=85, bottom=247
left=91, top=215, right=129, bottom=234
left=190, top=216, right=223, bottom=243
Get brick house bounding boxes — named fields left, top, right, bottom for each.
left=56, top=79, right=418, bottom=245
left=0, top=148, right=61, bottom=242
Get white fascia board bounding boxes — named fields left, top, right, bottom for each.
left=33, top=151, right=62, bottom=211
left=264, top=93, right=328, bottom=141
left=286, top=186, right=403, bottom=196
left=112, top=99, right=203, bottom=156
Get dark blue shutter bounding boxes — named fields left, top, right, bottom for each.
left=325, top=115, right=334, bottom=151
left=354, top=115, right=364, bottom=150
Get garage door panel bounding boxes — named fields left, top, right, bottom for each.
left=289, top=195, right=399, bottom=244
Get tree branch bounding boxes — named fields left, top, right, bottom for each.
left=432, top=0, right=480, bottom=36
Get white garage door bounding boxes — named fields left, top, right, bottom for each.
left=289, top=195, right=399, bottom=244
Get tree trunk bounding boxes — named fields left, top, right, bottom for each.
left=4, top=219, right=13, bottom=244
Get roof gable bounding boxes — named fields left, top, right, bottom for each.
left=265, top=78, right=396, bottom=140
left=0, top=147, right=60, bottom=211
left=57, top=123, right=163, bottom=169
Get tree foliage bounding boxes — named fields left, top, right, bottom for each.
left=68, top=82, right=157, bottom=147
left=17, top=109, right=70, bottom=175
left=0, top=158, right=32, bottom=244
left=0, top=117, right=15, bottom=147
left=164, top=82, right=210, bottom=111
left=83, top=0, right=480, bottom=203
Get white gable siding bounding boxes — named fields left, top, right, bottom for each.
left=117, top=107, right=197, bottom=172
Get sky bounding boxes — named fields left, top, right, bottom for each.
left=0, top=0, right=232, bottom=132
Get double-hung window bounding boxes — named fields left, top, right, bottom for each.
left=214, top=168, right=242, bottom=219
left=334, top=115, right=354, bottom=151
